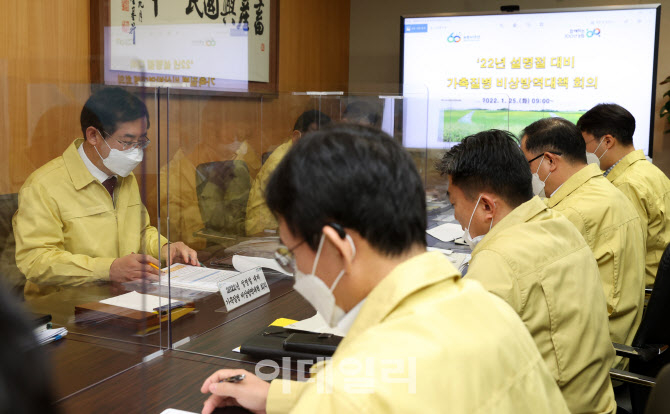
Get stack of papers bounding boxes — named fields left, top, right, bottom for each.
left=158, top=264, right=238, bottom=292
left=35, top=327, right=67, bottom=345
left=157, top=255, right=292, bottom=293
left=99, top=291, right=181, bottom=312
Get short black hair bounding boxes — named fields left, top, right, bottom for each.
left=293, top=110, right=331, bottom=133
left=577, top=103, right=636, bottom=146
left=265, top=124, right=427, bottom=255
left=438, top=129, right=533, bottom=208
left=343, top=101, right=380, bottom=126
left=80, top=87, right=150, bottom=138
left=521, top=117, right=587, bottom=164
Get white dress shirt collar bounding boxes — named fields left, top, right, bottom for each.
left=78, top=141, right=113, bottom=183
left=335, top=299, right=366, bottom=335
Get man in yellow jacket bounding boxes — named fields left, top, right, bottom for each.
left=521, top=117, right=646, bottom=369
left=199, top=125, right=570, bottom=413
left=245, top=110, right=330, bottom=236
left=438, top=129, right=615, bottom=413
left=13, top=88, right=198, bottom=296
left=578, top=103, right=670, bottom=288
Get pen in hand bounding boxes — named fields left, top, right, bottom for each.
left=221, top=374, right=245, bottom=383
left=148, top=262, right=163, bottom=274
left=131, top=252, right=163, bottom=275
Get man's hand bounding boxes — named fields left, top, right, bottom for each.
left=161, top=241, right=199, bottom=267
left=109, top=254, right=161, bottom=283
left=200, top=369, right=270, bottom=414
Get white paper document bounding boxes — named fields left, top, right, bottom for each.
left=232, top=255, right=291, bottom=276
left=100, top=291, right=181, bottom=313
left=160, top=409, right=197, bottom=414
left=426, top=223, right=463, bottom=242
left=158, top=264, right=239, bottom=292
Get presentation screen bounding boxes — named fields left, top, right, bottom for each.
left=401, top=5, right=661, bottom=156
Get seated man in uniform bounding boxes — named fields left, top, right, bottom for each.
left=578, top=103, right=670, bottom=288
left=438, top=129, right=615, bottom=413
left=13, top=87, right=198, bottom=296
left=521, top=117, right=646, bottom=369
left=245, top=110, right=331, bottom=236
left=199, top=125, right=569, bottom=414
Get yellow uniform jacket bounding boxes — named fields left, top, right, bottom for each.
left=13, top=139, right=167, bottom=294
left=266, top=252, right=570, bottom=414
left=468, top=196, right=615, bottom=413
left=245, top=140, right=292, bottom=236
left=607, top=150, right=670, bottom=287
left=546, top=163, right=645, bottom=368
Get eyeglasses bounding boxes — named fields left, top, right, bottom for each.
left=526, top=151, right=562, bottom=164
left=274, top=239, right=307, bottom=274
left=100, top=130, right=151, bottom=150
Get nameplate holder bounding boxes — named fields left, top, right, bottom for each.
left=218, top=267, right=270, bottom=312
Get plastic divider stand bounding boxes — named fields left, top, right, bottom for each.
left=4, top=70, right=160, bottom=402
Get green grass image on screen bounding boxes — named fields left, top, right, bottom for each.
left=441, top=110, right=585, bottom=142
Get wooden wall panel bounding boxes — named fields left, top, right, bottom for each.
left=278, top=0, right=350, bottom=92
left=0, top=0, right=92, bottom=194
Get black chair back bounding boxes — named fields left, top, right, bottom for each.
left=195, top=161, right=251, bottom=238
left=645, top=365, right=670, bottom=414
left=633, top=243, right=670, bottom=350
left=0, top=194, right=23, bottom=297
left=629, top=243, right=670, bottom=413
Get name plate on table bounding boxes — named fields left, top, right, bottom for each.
left=218, top=267, right=270, bottom=311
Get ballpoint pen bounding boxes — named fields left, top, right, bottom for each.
left=221, top=374, right=245, bottom=383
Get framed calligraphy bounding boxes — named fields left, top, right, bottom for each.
left=90, top=0, right=278, bottom=94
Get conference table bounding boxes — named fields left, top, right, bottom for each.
left=33, top=204, right=460, bottom=413
left=40, top=276, right=316, bottom=413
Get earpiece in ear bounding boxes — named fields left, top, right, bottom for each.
left=328, top=222, right=346, bottom=238
left=328, top=223, right=355, bottom=260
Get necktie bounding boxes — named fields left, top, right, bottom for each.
left=102, top=176, right=117, bottom=200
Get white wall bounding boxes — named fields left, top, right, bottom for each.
left=349, top=0, right=670, bottom=172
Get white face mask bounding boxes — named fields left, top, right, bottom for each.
left=293, top=233, right=356, bottom=327
left=586, top=137, right=608, bottom=169
left=95, top=135, right=143, bottom=177
left=531, top=155, right=551, bottom=198
left=463, top=194, right=493, bottom=250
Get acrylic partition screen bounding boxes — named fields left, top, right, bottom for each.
left=4, top=79, right=166, bottom=407
left=162, top=91, right=439, bottom=363
left=163, top=92, right=333, bottom=361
